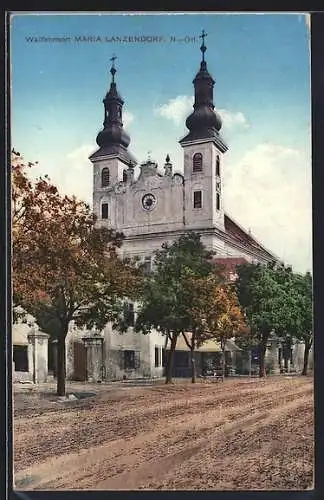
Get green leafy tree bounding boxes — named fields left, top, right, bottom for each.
left=283, top=271, right=313, bottom=375
left=236, top=262, right=284, bottom=377
left=265, top=266, right=313, bottom=375
left=135, top=232, right=214, bottom=384
left=236, top=262, right=313, bottom=377
left=297, top=272, right=313, bottom=375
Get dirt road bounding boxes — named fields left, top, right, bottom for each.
left=13, top=376, right=313, bottom=490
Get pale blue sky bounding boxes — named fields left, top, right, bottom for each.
left=10, top=13, right=312, bottom=273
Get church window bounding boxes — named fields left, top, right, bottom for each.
left=216, top=193, right=220, bottom=211
left=216, top=155, right=220, bottom=177
left=101, top=203, right=108, bottom=219
left=194, top=190, right=202, bottom=209
left=143, top=256, right=152, bottom=275
left=123, top=169, right=128, bottom=183
left=101, top=167, right=110, bottom=187
left=193, top=153, right=203, bottom=172
left=123, top=302, right=135, bottom=327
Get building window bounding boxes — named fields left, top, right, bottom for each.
left=123, top=170, right=128, bottom=183
left=101, top=203, right=108, bottom=219
left=216, top=193, right=220, bottom=211
left=123, top=302, right=135, bottom=327
left=216, top=155, right=220, bottom=177
left=155, top=347, right=161, bottom=367
left=101, top=167, right=110, bottom=187
left=193, top=153, right=203, bottom=172
left=193, top=190, right=202, bottom=209
left=13, top=345, right=28, bottom=372
left=123, top=350, right=140, bottom=370
left=162, top=348, right=166, bottom=367
left=143, top=256, right=152, bottom=275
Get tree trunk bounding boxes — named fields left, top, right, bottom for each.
left=301, top=341, right=312, bottom=376
left=259, top=334, right=268, bottom=378
left=165, top=334, right=177, bottom=384
left=190, top=349, right=196, bottom=383
left=222, top=348, right=226, bottom=381
left=56, top=333, right=67, bottom=396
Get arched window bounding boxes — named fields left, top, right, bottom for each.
left=216, top=155, right=220, bottom=177
left=101, top=203, right=108, bottom=219
left=101, top=167, right=110, bottom=187
left=123, top=170, right=128, bottom=183
left=193, top=153, right=203, bottom=172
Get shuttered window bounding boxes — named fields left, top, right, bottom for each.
left=101, top=168, right=110, bottom=187
left=193, top=153, right=203, bottom=172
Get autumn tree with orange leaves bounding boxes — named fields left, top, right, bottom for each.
left=185, top=272, right=246, bottom=381
left=12, top=150, right=141, bottom=395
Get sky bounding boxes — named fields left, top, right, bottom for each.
left=10, top=12, right=312, bottom=273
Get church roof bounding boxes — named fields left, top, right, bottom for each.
left=179, top=30, right=227, bottom=151
left=89, top=143, right=137, bottom=165
left=223, top=214, right=277, bottom=262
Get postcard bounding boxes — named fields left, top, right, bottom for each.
left=11, top=11, right=313, bottom=491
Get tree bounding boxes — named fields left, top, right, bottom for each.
left=135, top=232, right=215, bottom=384
left=287, top=271, right=313, bottom=375
left=236, top=262, right=313, bottom=377
left=185, top=273, right=246, bottom=381
left=12, top=151, right=141, bottom=395
left=262, top=266, right=313, bottom=375
left=236, top=262, right=285, bottom=377
left=12, top=149, right=63, bottom=311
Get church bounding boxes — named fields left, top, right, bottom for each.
left=90, top=35, right=275, bottom=269
left=12, top=33, right=311, bottom=384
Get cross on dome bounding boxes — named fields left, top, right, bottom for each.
left=199, top=29, right=207, bottom=61
left=110, top=54, right=117, bottom=82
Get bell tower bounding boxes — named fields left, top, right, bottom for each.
left=179, top=31, right=228, bottom=232
left=89, top=55, right=137, bottom=225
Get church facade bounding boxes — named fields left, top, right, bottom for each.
left=90, top=39, right=275, bottom=269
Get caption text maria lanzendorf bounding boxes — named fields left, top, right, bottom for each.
left=25, top=35, right=197, bottom=43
